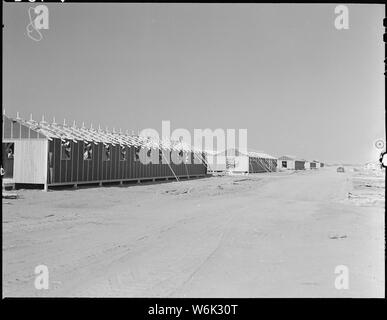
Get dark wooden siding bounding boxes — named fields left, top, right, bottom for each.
left=248, top=157, right=277, bottom=173
left=48, top=138, right=207, bottom=185
left=295, top=161, right=305, bottom=170
left=54, top=139, right=61, bottom=183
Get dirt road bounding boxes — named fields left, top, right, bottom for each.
left=2, top=167, right=384, bottom=297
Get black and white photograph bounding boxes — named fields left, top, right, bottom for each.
left=2, top=1, right=385, bottom=302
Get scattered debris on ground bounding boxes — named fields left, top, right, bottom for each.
left=329, top=234, right=348, bottom=240
left=2, top=192, right=18, bottom=199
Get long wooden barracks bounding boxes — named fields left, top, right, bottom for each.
left=2, top=113, right=208, bottom=190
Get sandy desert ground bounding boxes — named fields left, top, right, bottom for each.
left=2, top=166, right=385, bottom=297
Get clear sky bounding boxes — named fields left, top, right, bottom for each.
left=3, top=3, right=385, bottom=164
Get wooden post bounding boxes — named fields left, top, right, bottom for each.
left=43, top=139, right=49, bottom=192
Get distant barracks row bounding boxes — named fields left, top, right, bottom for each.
left=207, top=152, right=324, bottom=174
